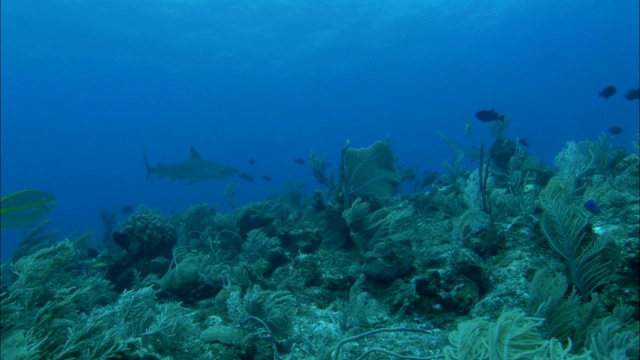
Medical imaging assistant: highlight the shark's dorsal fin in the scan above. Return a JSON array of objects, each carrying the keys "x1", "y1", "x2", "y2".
[{"x1": 190, "y1": 147, "x2": 203, "y2": 160}]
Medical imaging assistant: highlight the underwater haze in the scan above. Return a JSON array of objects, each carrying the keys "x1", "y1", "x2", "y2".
[{"x1": 1, "y1": 0, "x2": 638, "y2": 259}]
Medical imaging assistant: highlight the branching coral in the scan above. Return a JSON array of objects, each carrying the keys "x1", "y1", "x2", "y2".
[
  {"x1": 227, "y1": 284, "x2": 296, "y2": 337},
  {"x1": 1, "y1": 239, "x2": 202, "y2": 360},
  {"x1": 1, "y1": 240, "x2": 77, "y2": 327},
  {"x1": 539, "y1": 176, "x2": 613, "y2": 299},
  {"x1": 117, "y1": 206, "x2": 178, "y2": 261},
  {"x1": 554, "y1": 141, "x2": 596, "y2": 179}
]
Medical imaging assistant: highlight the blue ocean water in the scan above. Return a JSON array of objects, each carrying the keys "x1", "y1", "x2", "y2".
[{"x1": 1, "y1": 0, "x2": 638, "y2": 261}]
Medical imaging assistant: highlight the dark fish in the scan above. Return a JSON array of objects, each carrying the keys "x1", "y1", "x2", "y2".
[
  {"x1": 420, "y1": 171, "x2": 438, "y2": 189},
  {"x1": 112, "y1": 231, "x2": 130, "y2": 249},
  {"x1": 87, "y1": 248, "x2": 99, "y2": 258},
  {"x1": 293, "y1": 158, "x2": 305, "y2": 165},
  {"x1": 608, "y1": 126, "x2": 623, "y2": 135},
  {"x1": 249, "y1": 158, "x2": 255, "y2": 165},
  {"x1": 238, "y1": 172, "x2": 255, "y2": 182},
  {"x1": 599, "y1": 85, "x2": 616, "y2": 99},
  {"x1": 584, "y1": 200, "x2": 602, "y2": 215},
  {"x1": 518, "y1": 138, "x2": 530, "y2": 147},
  {"x1": 475, "y1": 109, "x2": 505, "y2": 122},
  {"x1": 121, "y1": 204, "x2": 134, "y2": 214},
  {"x1": 261, "y1": 175, "x2": 272, "y2": 182},
  {"x1": 400, "y1": 168, "x2": 417, "y2": 182},
  {"x1": 624, "y1": 88, "x2": 639, "y2": 101}
]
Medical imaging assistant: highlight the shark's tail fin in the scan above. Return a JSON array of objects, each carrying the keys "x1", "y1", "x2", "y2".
[
  {"x1": 437, "y1": 131, "x2": 465, "y2": 165},
  {"x1": 144, "y1": 148, "x2": 152, "y2": 182}
]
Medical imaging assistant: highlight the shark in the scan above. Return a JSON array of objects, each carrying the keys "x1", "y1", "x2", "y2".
[
  {"x1": 144, "y1": 147, "x2": 239, "y2": 184},
  {"x1": 437, "y1": 131, "x2": 481, "y2": 165}
]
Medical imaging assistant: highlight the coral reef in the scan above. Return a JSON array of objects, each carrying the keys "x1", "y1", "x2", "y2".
[{"x1": 2, "y1": 135, "x2": 638, "y2": 360}]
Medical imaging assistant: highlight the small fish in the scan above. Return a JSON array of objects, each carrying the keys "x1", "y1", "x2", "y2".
[
  {"x1": 121, "y1": 204, "x2": 134, "y2": 214},
  {"x1": 608, "y1": 126, "x2": 623, "y2": 135},
  {"x1": 599, "y1": 85, "x2": 616, "y2": 99},
  {"x1": 464, "y1": 118, "x2": 473, "y2": 139},
  {"x1": 238, "y1": 172, "x2": 255, "y2": 182},
  {"x1": 293, "y1": 158, "x2": 305, "y2": 165},
  {"x1": 92, "y1": 262, "x2": 109, "y2": 268},
  {"x1": 518, "y1": 138, "x2": 530, "y2": 147},
  {"x1": 261, "y1": 174, "x2": 272, "y2": 182},
  {"x1": 249, "y1": 158, "x2": 255, "y2": 165},
  {"x1": 584, "y1": 200, "x2": 602, "y2": 215},
  {"x1": 624, "y1": 88, "x2": 639, "y2": 101},
  {"x1": 475, "y1": 109, "x2": 505, "y2": 122}
]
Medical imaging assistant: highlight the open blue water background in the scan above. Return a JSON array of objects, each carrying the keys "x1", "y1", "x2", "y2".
[{"x1": 1, "y1": 0, "x2": 638, "y2": 260}]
